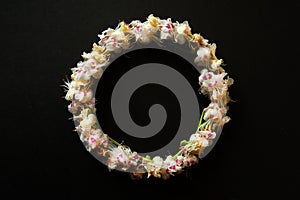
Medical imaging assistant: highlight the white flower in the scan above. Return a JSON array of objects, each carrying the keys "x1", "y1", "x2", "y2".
[
  {"x1": 65, "y1": 88, "x2": 75, "y2": 101},
  {"x1": 81, "y1": 52, "x2": 91, "y2": 59},
  {"x1": 99, "y1": 133, "x2": 108, "y2": 148},
  {"x1": 90, "y1": 65, "x2": 104, "y2": 79},
  {"x1": 90, "y1": 51, "x2": 107, "y2": 64},
  {"x1": 189, "y1": 133, "x2": 209, "y2": 147},
  {"x1": 108, "y1": 146, "x2": 132, "y2": 170},
  {"x1": 197, "y1": 47, "x2": 210, "y2": 59},
  {"x1": 189, "y1": 133, "x2": 201, "y2": 142},
  {"x1": 73, "y1": 65, "x2": 90, "y2": 81},
  {"x1": 76, "y1": 59, "x2": 106, "y2": 80},
  {"x1": 74, "y1": 89, "x2": 93, "y2": 103},
  {"x1": 146, "y1": 156, "x2": 163, "y2": 170},
  {"x1": 174, "y1": 21, "x2": 191, "y2": 44},
  {"x1": 131, "y1": 20, "x2": 158, "y2": 44},
  {"x1": 147, "y1": 14, "x2": 160, "y2": 28},
  {"x1": 68, "y1": 101, "x2": 79, "y2": 114},
  {"x1": 86, "y1": 97, "x2": 95, "y2": 109},
  {"x1": 203, "y1": 103, "x2": 227, "y2": 124},
  {"x1": 211, "y1": 59, "x2": 223, "y2": 71},
  {"x1": 164, "y1": 155, "x2": 181, "y2": 174},
  {"x1": 85, "y1": 129, "x2": 103, "y2": 151},
  {"x1": 145, "y1": 156, "x2": 165, "y2": 178},
  {"x1": 192, "y1": 33, "x2": 209, "y2": 46},
  {"x1": 99, "y1": 27, "x2": 131, "y2": 53},
  {"x1": 194, "y1": 47, "x2": 211, "y2": 66},
  {"x1": 199, "y1": 69, "x2": 228, "y2": 100},
  {"x1": 129, "y1": 152, "x2": 139, "y2": 167},
  {"x1": 80, "y1": 113, "x2": 97, "y2": 130},
  {"x1": 70, "y1": 80, "x2": 87, "y2": 89},
  {"x1": 198, "y1": 130, "x2": 216, "y2": 139},
  {"x1": 160, "y1": 19, "x2": 175, "y2": 40},
  {"x1": 152, "y1": 156, "x2": 164, "y2": 169},
  {"x1": 199, "y1": 69, "x2": 226, "y2": 90},
  {"x1": 175, "y1": 155, "x2": 184, "y2": 166},
  {"x1": 181, "y1": 154, "x2": 198, "y2": 167}
]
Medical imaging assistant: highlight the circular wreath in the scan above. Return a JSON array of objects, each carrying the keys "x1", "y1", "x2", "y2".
[{"x1": 63, "y1": 14, "x2": 234, "y2": 179}]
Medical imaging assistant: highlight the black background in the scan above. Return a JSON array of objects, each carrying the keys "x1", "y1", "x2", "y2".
[{"x1": 1, "y1": 0, "x2": 299, "y2": 199}]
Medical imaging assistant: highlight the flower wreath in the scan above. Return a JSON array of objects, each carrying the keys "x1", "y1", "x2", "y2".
[{"x1": 63, "y1": 14, "x2": 234, "y2": 179}]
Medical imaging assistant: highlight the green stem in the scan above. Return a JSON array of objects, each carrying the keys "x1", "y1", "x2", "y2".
[
  {"x1": 142, "y1": 157, "x2": 152, "y2": 162},
  {"x1": 198, "y1": 121, "x2": 209, "y2": 130},
  {"x1": 173, "y1": 149, "x2": 184, "y2": 159},
  {"x1": 109, "y1": 137, "x2": 122, "y2": 146},
  {"x1": 198, "y1": 110, "x2": 205, "y2": 128},
  {"x1": 173, "y1": 143, "x2": 192, "y2": 159}
]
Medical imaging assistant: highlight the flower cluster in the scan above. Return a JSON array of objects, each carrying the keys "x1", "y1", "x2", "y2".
[
  {"x1": 63, "y1": 14, "x2": 233, "y2": 179},
  {"x1": 199, "y1": 69, "x2": 233, "y2": 102},
  {"x1": 107, "y1": 146, "x2": 139, "y2": 171}
]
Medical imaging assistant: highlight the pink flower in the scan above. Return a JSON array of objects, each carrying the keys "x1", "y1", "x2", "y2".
[
  {"x1": 164, "y1": 155, "x2": 181, "y2": 174},
  {"x1": 85, "y1": 129, "x2": 103, "y2": 151},
  {"x1": 107, "y1": 146, "x2": 136, "y2": 171},
  {"x1": 203, "y1": 103, "x2": 227, "y2": 125},
  {"x1": 181, "y1": 155, "x2": 198, "y2": 167},
  {"x1": 74, "y1": 89, "x2": 93, "y2": 103},
  {"x1": 199, "y1": 69, "x2": 226, "y2": 90},
  {"x1": 76, "y1": 59, "x2": 106, "y2": 80},
  {"x1": 199, "y1": 69, "x2": 228, "y2": 100},
  {"x1": 198, "y1": 130, "x2": 216, "y2": 139},
  {"x1": 160, "y1": 19, "x2": 175, "y2": 40},
  {"x1": 131, "y1": 20, "x2": 158, "y2": 44},
  {"x1": 68, "y1": 101, "x2": 79, "y2": 114},
  {"x1": 98, "y1": 28, "x2": 130, "y2": 53}
]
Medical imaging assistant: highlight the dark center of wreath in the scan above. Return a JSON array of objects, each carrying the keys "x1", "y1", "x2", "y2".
[{"x1": 95, "y1": 48, "x2": 208, "y2": 153}]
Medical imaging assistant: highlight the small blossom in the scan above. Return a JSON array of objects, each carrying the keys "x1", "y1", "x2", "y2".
[
  {"x1": 81, "y1": 52, "x2": 90, "y2": 59},
  {"x1": 92, "y1": 43, "x2": 105, "y2": 53},
  {"x1": 198, "y1": 130, "x2": 216, "y2": 139},
  {"x1": 192, "y1": 33, "x2": 208, "y2": 46},
  {"x1": 181, "y1": 154, "x2": 198, "y2": 167},
  {"x1": 199, "y1": 69, "x2": 226, "y2": 90},
  {"x1": 211, "y1": 59, "x2": 223, "y2": 71},
  {"x1": 98, "y1": 28, "x2": 130, "y2": 53},
  {"x1": 152, "y1": 156, "x2": 164, "y2": 169},
  {"x1": 73, "y1": 65, "x2": 90, "y2": 81},
  {"x1": 132, "y1": 21, "x2": 156, "y2": 44},
  {"x1": 100, "y1": 134, "x2": 109, "y2": 147},
  {"x1": 203, "y1": 103, "x2": 227, "y2": 125},
  {"x1": 199, "y1": 69, "x2": 229, "y2": 100},
  {"x1": 145, "y1": 156, "x2": 164, "y2": 178},
  {"x1": 65, "y1": 88, "x2": 75, "y2": 101},
  {"x1": 147, "y1": 14, "x2": 160, "y2": 27},
  {"x1": 68, "y1": 101, "x2": 79, "y2": 114},
  {"x1": 194, "y1": 47, "x2": 211, "y2": 66},
  {"x1": 107, "y1": 146, "x2": 134, "y2": 171},
  {"x1": 74, "y1": 89, "x2": 93, "y2": 103},
  {"x1": 85, "y1": 129, "x2": 103, "y2": 151},
  {"x1": 107, "y1": 30, "x2": 129, "y2": 52},
  {"x1": 189, "y1": 133, "x2": 209, "y2": 147},
  {"x1": 164, "y1": 155, "x2": 181, "y2": 174},
  {"x1": 90, "y1": 51, "x2": 106, "y2": 64},
  {"x1": 76, "y1": 59, "x2": 106, "y2": 80},
  {"x1": 174, "y1": 21, "x2": 191, "y2": 44},
  {"x1": 70, "y1": 80, "x2": 87, "y2": 89},
  {"x1": 80, "y1": 113, "x2": 97, "y2": 130},
  {"x1": 160, "y1": 19, "x2": 175, "y2": 40}
]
